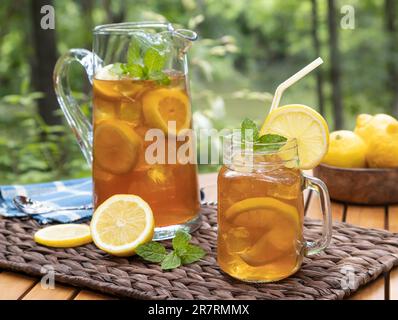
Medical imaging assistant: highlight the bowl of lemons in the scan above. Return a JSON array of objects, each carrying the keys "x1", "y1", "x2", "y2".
[{"x1": 313, "y1": 113, "x2": 398, "y2": 205}]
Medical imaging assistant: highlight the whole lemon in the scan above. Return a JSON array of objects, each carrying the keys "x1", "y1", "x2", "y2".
[
  {"x1": 322, "y1": 130, "x2": 367, "y2": 168},
  {"x1": 366, "y1": 122, "x2": 398, "y2": 168},
  {"x1": 354, "y1": 113, "x2": 397, "y2": 144}
]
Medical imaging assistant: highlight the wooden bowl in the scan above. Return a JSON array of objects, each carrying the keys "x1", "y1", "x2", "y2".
[{"x1": 313, "y1": 164, "x2": 398, "y2": 205}]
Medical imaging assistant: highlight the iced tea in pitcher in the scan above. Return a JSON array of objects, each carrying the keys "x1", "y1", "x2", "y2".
[
  {"x1": 93, "y1": 72, "x2": 200, "y2": 229},
  {"x1": 53, "y1": 23, "x2": 201, "y2": 240}
]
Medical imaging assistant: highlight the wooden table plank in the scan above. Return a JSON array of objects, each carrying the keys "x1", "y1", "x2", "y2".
[
  {"x1": 349, "y1": 276, "x2": 386, "y2": 300},
  {"x1": 0, "y1": 272, "x2": 37, "y2": 300},
  {"x1": 390, "y1": 269, "x2": 398, "y2": 300},
  {"x1": 388, "y1": 205, "x2": 398, "y2": 300},
  {"x1": 345, "y1": 205, "x2": 386, "y2": 300},
  {"x1": 22, "y1": 282, "x2": 78, "y2": 300},
  {"x1": 74, "y1": 290, "x2": 116, "y2": 300},
  {"x1": 305, "y1": 193, "x2": 344, "y2": 222},
  {"x1": 388, "y1": 205, "x2": 398, "y2": 232},
  {"x1": 345, "y1": 205, "x2": 385, "y2": 230}
]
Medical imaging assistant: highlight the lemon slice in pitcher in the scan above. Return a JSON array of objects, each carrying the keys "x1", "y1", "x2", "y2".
[
  {"x1": 260, "y1": 104, "x2": 329, "y2": 169},
  {"x1": 90, "y1": 195, "x2": 154, "y2": 257},
  {"x1": 94, "y1": 120, "x2": 142, "y2": 175},
  {"x1": 34, "y1": 224, "x2": 92, "y2": 248},
  {"x1": 142, "y1": 88, "x2": 191, "y2": 135}
]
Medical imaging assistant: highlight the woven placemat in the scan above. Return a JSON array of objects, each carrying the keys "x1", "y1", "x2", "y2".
[{"x1": 1, "y1": 205, "x2": 398, "y2": 300}]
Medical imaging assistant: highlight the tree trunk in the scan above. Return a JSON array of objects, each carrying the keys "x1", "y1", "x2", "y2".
[
  {"x1": 384, "y1": 0, "x2": 398, "y2": 116},
  {"x1": 79, "y1": 0, "x2": 94, "y2": 48},
  {"x1": 327, "y1": 0, "x2": 343, "y2": 129},
  {"x1": 103, "y1": 0, "x2": 126, "y2": 23},
  {"x1": 311, "y1": 0, "x2": 325, "y2": 116},
  {"x1": 30, "y1": 0, "x2": 60, "y2": 125}
]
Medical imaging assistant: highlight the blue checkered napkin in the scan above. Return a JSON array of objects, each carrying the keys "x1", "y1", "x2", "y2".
[{"x1": 0, "y1": 178, "x2": 93, "y2": 224}]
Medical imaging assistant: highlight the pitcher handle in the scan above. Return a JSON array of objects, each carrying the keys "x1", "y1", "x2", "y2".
[
  {"x1": 302, "y1": 174, "x2": 333, "y2": 256},
  {"x1": 53, "y1": 49, "x2": 95, "y2": 166}
]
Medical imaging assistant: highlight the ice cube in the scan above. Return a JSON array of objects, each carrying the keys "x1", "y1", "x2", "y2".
[
  {"x1": 95, "y1": 64, "x2": 120, "y2": 81},
  {"x1": 120, "y1": 101, "x2": 142, "y2": 126}
]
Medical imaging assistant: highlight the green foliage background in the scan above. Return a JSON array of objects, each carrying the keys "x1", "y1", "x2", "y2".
[{"x1": 0, "y1": 0, "x2": 396, "y2": 183}]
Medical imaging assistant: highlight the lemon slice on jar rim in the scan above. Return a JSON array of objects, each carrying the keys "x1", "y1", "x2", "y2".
[{"x1": 260, "y1": 104, "x2": 329, "y2": 170}]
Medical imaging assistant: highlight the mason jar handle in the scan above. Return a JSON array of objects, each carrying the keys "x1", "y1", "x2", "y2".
[
  {"x1": 302, "y1": 174, "x2": 333, "y2": 256},
  {"x1": 53, "y1": 49, "x2": 95, "y2": 166}
]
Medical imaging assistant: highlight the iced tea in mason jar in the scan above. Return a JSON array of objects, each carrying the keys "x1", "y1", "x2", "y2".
[{"x1": 218, "y1": 134, "x2": 331, "y2": 282}]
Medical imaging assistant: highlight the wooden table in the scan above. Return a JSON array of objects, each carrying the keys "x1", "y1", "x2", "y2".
[{"x1": 0, "y1": 173, "x2": 397, "y2": 300}]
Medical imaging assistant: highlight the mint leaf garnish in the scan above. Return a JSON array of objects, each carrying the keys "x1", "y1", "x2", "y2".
[
  {"x1": 136, "y1": 230, "x2": 206, "y2": 271},
  {"x1": 127, "y1": 41, "x2": 141, "y2": 65},
  {"x1": 149, "y1": 71, "x2": 172, "y2": 85},
  {"x1": 136, "y1": 242, "x2": 167, "y2": 263},
  {"x1": 123, "y1": 63, "x2": 144, "y2": 79},
  {"x1": 255, "y1": 134, "x2": 287, "y2": 151},
  {"x1": 144, "y1": 48, "x2": 166, "y2": 73},
  {"x1": 172, "y1": 230, "x2": 191, "y2": 254},
  {"x1": 112, "y1": 35, "x2": 171, "y2": 84},
  {"x1": 240, "y1": 118, "x2": 287, "y2": 152},
  {"x1": 161, "y1": 252, "x2": 182, "y2": 270},
  {"x1": 257, "y1": 134, "x2": 287, "y2": 144},
  {"x1": 180, "y1": 244, "x2": 206, "y2": 265},
  {"x1": 241, "y1": 118, "x2": 259, "y2": 142}
]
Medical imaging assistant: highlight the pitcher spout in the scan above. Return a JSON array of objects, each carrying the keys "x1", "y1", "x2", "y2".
[{"x1": 169, "y1": 26, "x2": 198, "y2": 56}]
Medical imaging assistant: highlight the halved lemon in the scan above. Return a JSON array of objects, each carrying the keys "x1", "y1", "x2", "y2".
[
  {"x1": 94, "y1": 120, "x2": 142, "y2": 175},
  {"x1": 34, "y1": 224, "x2": 92, "y2": 248},
  {"x1": 142, "y1": 88, "x2": 191, "y2": 135},
  {"x1": 260, "y1": 104, "x2": 329, "y2": 169},
  {"x1": 90, "y1": 194, "x2": 155, "y2": 257}
]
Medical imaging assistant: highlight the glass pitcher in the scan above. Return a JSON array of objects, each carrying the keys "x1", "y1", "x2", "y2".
[
  {"x1": 217, "y1": 134, "x2": 332, "y2": 282},
  {"x1": 54, "y1": 22, "x2": 201, "y2": 240}
]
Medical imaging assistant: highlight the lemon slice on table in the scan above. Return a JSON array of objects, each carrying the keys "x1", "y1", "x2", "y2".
[
  {"x1": 94, "y1": 120, "x2": 142, "y2": 175},
  {"x1": 142, "y1": 88, "x2": 191, "y2": 135},
  {"x1": 260, "y1": 104, "x2": 329, "y2": 170},
  {"x1": 34, "y1": 224, "x2": 92, "y2": 248},
  {"x1": 90, "y1": 195, "x2": 154, "y2": 257}
]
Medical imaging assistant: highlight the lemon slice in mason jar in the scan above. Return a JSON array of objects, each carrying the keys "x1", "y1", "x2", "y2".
[
  {"x1": 90, "y1": 194, "x2": 155, "y2": 257},
  {"x1": 142, "y1": 88, "x2": 191, "y2": 135},
  {"x1": 94, "y1": 119, "x2": 142, "y2": 175},
  {"x1": 224, "y1": 197, "x2": 300, "y2": 266},
  {"x1": 260, "y1": 104, "x2": 329, "y2": 170},
  {"x1": 224, "y1": 197, "x2": 299, "y2": 228}
]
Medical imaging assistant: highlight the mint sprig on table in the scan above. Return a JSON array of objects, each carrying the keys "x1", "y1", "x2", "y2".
[
  {"x1": 241, "y1": 118, "x2": 287, "y2": 152},
  {"x1": 110, "y1": 39, "x2": 171, "y2": 85},
  {"x1": 136, "y1": 230, "x2": 206, "y2": 270}
]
